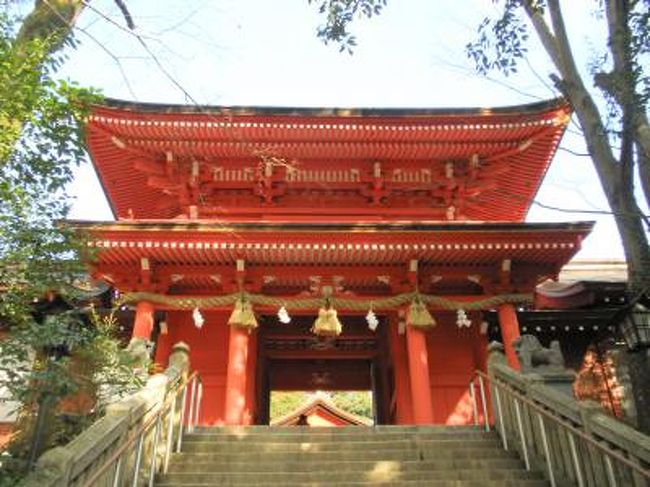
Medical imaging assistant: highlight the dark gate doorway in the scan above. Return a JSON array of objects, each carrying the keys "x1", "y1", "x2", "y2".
[{"x1": 255, "y1": 314, "x2": 391, "y2": 425}]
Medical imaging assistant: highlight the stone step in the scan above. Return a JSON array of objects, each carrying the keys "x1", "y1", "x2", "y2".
[
  {"x1": 157, "y1": 425, "x2": 545, "y2": 486},
  {"x1": 180, "y1": 437, "x2": 502, "y2": 453},
  {"x1": 172, "y1": 447, "x2": 517, "y2": 463},
  {"x1": 167, "y1": 457, "x2": 525, "y2": 473},
  {"x1": 168, "y1": 447, "x2": 518, "y2": 464},
  {"x1": 156, "y1": 481, "x2": 548, "y2": 487},
  {"x1": 157, "y1": 469, "x2": 544, "y2": 484},
  {"x1": 184, "y1": 430, "x2": 495, "y2": 443},
  {"x1": 190, "y1": 425, "x2": 483, "y2": 435}
]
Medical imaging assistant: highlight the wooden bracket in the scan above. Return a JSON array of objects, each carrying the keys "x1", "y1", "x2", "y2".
[
  {"x1": 140, "y1": 257, "x2": 151, "y2": 287},
  {"x1": 236, "y1": 259, "x2": 246, "y2": 291},
  {"x1": 499, "y1": 258, "x2": 512, "y2": 291}
]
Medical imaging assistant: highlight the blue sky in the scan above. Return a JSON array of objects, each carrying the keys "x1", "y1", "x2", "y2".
[{"x1": 58, "y1": 0, "x2": 642, "y2": 260}]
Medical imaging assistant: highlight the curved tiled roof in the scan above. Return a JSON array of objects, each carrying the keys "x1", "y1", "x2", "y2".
[{"x1": 86, "y1": 98, "x2": 571, "y2": 222}]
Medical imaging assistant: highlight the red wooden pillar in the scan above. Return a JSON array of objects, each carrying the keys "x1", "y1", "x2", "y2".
[
  {"x1": 406, "y1": 325, "x2": 434, "y2": 424},
  {"x1": 132, "y1": 301, "x2": 155, "y2": 339},
  {"x1": 472, "y1": 316, "x2": 489, "y2": 372},
  {"x1": 243, "y1": 331, "x2": 258, "y2": 425},
  {"x1": 389, "y1": 314, "x2": 412, "y2": 425},
  {"x1": 498, "y1": 304, "x2": 521, "y2": 370},
  {"x1": 154, "y1": 328, "x2": 172, "y2": 368},
  {"x1": 224, "y1": 326, "x2": 250, "y2": 425}
]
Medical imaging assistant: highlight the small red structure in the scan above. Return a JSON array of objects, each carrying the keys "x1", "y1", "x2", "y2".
[
  {"x1": 271, "y1": 394, "x2": 371, "y2": 427},
  {"x1": 73, "y1": 98, "x2": 592, "y2": 426}
]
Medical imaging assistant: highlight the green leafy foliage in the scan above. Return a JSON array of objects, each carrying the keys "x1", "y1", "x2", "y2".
[
  {"x1": 0, "y1": 313, "x2": 92, "y2": 406},
  {"x1": 269, "y1": 391, "x2": 373, "y2": 420},
  {"x1": 0, "y1": 11, "x2": 146, "y2": 476},
  {"x1": 466, "y1": 1, "x2": 649, "y2": 130},
  {"x1": 81, "y1": 307, "x2": 149, "y2": 406},
  {"x1": 465, "y1": 0, "x2": 532, "y2": 76},
  {"x1": 0, "y1": 13, "x2": 99, "y2": 328},
  {"x1": 0, "y1": 308, "x2": 147, "y2": 479},
  {"x1": 330, "y1": 391, "x2": 372, "y2": 419},
  {"x1": 308, "y1": 0, "x2": 388, "y2": 53},
  {"x1": 269, "y1": 391, "x2": 309, "y2": 419}
]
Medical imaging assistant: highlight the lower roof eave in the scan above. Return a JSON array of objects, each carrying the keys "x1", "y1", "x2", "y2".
[{"x1": 66, "y1": 218, "x2": 595, "y2": 235}]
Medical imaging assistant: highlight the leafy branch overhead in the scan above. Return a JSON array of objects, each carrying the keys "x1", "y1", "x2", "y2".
[
  {"x1": 0, "y1": 1, "x2": 139, "y2": 472},
  {"x1": 309, "y1": 0, "x2": 387, "y2": 53},
  {"x1": 465, "y1": 0, "x2": 649, "y2": 292},
  {"x1": 466, "y1": 8, "x2": 530, "y2": 76},
  {"x1": 0, "y1": 13, "x2": 100, "y2": 326}
]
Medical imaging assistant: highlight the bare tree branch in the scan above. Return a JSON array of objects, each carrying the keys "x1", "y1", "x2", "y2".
[{"x1": 113, "y1": 0, "x2": 135, "y2": 30}]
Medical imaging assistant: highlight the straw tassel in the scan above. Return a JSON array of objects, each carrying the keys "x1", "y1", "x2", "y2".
[
  {"x1": 407, "y1": 298, "x2": 436, "y2": 328},
  {"x1": 312, "y1": 305, "x2": 343, "y2": 337},
  {"x1": 227, "y1": 298, "x2": 244, "y2": 325},
  {"x1": 228, "y1": 297, "x2": 258, "y2": 331}
]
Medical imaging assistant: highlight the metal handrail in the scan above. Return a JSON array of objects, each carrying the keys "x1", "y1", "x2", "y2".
[
  {"x1": 81, "y1": 371, "x2": 202, "y2": 487},
  {"x1": 467, "y1": 372, "x2": 490, "y2": 432},
  {"x1": 469, "y1": 369, "x2": 650, "y2": 486}
]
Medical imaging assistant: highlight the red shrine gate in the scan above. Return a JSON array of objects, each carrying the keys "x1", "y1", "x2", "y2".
[{"x1": 74, "y1": 98, "x2": 593, "y2": 426}]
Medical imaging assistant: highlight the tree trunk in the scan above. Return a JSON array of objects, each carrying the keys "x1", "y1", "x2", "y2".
[
  {"x1": 604, "y1": 170, "x2": 650, "y2": 291},
  {"x1": 616, "y1": 348, "x2": 650, "y2": 434},
  {"x1": 16, "y1": 0, "x2": 86, "y2": 55},
  {"x1": 525, "y1": 1, "x2": 649, "y2": 291},
  {"x1": 636, "y1": 132, "x2": 650, "y2": 210},
  {"x1": 563, "y1": 85, "x2": 650, "y2": 291},
  {"x1": 0, "y1": 1, "x2": 87, "y2": 167}
]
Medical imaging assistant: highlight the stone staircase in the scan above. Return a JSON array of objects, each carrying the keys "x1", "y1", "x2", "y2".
[{"x1": 156, "y1": 425, "x2": 548, "y2": 486}]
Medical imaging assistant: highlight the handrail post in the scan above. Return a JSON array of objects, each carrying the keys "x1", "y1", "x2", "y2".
[
  {"x1": 148, "y1": 415, "x2": 163, "y2": 487},
  {"x1": 162, "y1": 394, "x2": 176, "y2": 474},
  {"x1": 111, "y1": 455, "x2": 123, "y2": 487},
  {"x1": 494, "y1": 385, "x2": 507, "y2": 449},
  {"x1": 567, "y1": 431, "x2": 585, "y2": 487},
  {"x1": 604, "y1": 455, "x2": 617, "y2": 487},
  {"x1": 176, "y1": 383, "x2": 188, "y2": 453},
  {"x1": 537, "y1": 412, "x2": 556, "y2": 487},
  {"x1": 514, "y1": 398, "x2": 530, "y2": 471},
  {"x1": 469, "y1": 379, "x2": 479, "y2": 426},
  {"x1": 477, "y1": 374, "x2": 490, "y2": 432},
  {"x1": 193, "y1": 380, "x2": 203, "y2": 429},
  {"x1": 187, "y1": 376, "x2": 198, "y2": 433},
  {"x1": 131, "y1": 431, "x2": 145, "y2": 487}
]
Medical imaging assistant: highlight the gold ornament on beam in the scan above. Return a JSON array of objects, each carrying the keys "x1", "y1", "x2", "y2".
[
  {"x1": 407, "y1": 297, "x2": 436, "y2": 329},
  {"x1": 312, "y1": 300, "x2": 343, "y2": 337},
  {"x1": 228, "y1": 296, "x2": 258, "y2": 331}
]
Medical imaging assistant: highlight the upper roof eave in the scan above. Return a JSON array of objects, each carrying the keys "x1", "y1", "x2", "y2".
[{"x1": 97, "y1": 97, "x2": 569, "y2": 119}]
